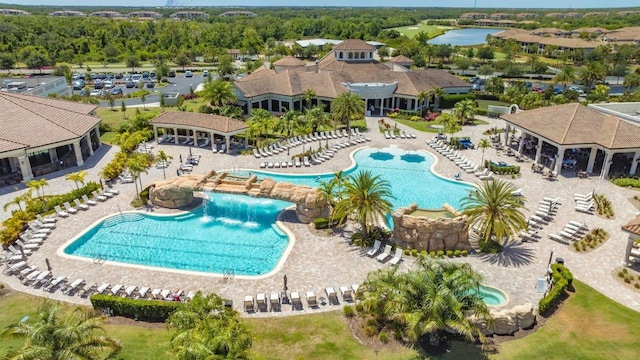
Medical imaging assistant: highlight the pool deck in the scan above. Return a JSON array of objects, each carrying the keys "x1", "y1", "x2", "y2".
[{"x1": 2, "y1": 114, "x2": 640, "y2": 316}]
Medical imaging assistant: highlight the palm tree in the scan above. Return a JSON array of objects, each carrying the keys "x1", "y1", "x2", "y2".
[
  {"x1": 437, "y1": 113, "x2": 461, "y2": 141},
  {"x1": 623, "y1": 72, "x2": 640, "y2": 92},
  {"x1": 579, "y1": 62, "x2": 607, "y2": 92},
  {"x1": 452, "y1": 99, "x2": 476, "y2": 125},
  {"x1": 553, "y1": 66, "x2": 576, "y2": 91},
  {"x1": 155, "y1": 150, "x2": 173, "y2": 180},
  {"x1": 416, "y1": 90, "x2": 430, "y2": 116},
  {"x1": 333, "y1": 170, "x2": 394, "y2": 235},
  {"x1": 1, "y1": 300, "x2": 121, "y2": 359},
  {"x1": 275, "y1": 110, "x2": 302, "y2": 138},
  {"x1": 331, "y1": 92, "x2": 365, "y2": 135},
  {"x1": 26, "y1": 178, "x2": 48, "y2": 206},
  {"x1": 246, "y1": 108, "x2": 275, "y2": 144},
  {"x1": 126, "y1": 154, "x2": 149, "y2": 200},
  {"x1": 427, "y1": 86, "x2": 446, "y2": 109},
  {"x1": 3, "y1": 189, "x2": 33, "y2": 213},
  {"x1": 65, "y1": 170, "x2": 88, "y2": 190},
  {"x1": 167, "y1": 292, "x2": 252, "y2": 359},
  {"x1": 302, "y1": 105, "x2": 331, "y2": 134},
  {"x1": 477, "y1": 138, "x2": 491, "y2": 168},
  {"x1": 302, "y1": 88, "x2": 316, "y2": 109},
  {"x1": 199, "y1": 79, "x2": 237, "y2": 107},
  {"x1": 461, "y1": 179, "x2": 528, "y2": 251}
]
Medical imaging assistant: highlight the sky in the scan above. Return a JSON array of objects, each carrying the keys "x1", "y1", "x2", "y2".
[{"x1": 0, "y1": 0, "x2": 638, "y2": 8}]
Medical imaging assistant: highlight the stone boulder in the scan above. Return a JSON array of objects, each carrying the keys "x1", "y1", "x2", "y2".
[{"x1": 149, "y1": 174, "x2": 202, "y2": 208}]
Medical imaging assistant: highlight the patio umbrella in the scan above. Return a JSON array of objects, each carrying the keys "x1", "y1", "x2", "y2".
[
  {"x1": 179, "y1": 154, "x2": 182, "y2": 164},
  {"x1": 283, "y1": 274, "x2": 288, "y2": 291},
  {"x1": 99, "y1": 178, "x2": 103, "y2": 190},
  {"x1": 189, "y1": 146, "x2": 192, "y2": 157}
]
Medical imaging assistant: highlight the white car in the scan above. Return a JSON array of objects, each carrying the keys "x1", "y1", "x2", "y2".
[
  {"x1": 89, "y1": 89, "x2": 102, "y2": 96},
  {"x1": 103, "y1": 80, "x2": 114, "y2": 89},
  {"x1": 185, "y1": 70, "x2": 193, "y2": 77},
  {"x1": 568, "y1": 86, "x2": 585, "y2": 95},
  {"x1": 202, "y1": 70, "x2": 209, "y2": 77}
]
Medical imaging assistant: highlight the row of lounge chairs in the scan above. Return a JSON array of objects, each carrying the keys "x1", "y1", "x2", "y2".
[
  {"x1": 549, "y1": 221, "x2": 589, "y2": 244},
  {"x1": 245, "y1": 285, "x2": 360, "y2": 312},
  {"x1": 54, "y1": 190, "x2": 118, "y2": 218},
  {"x1": 365, "y1": 241, "x2": 403, "y2": 265},
  {"x1": 526, "y1": 197, "x2": 561, "y2": 235},
  {"x1": 159, "y1": 135, "x2": 211, "y2": 149},
  {"x1": 427, "y1": 137, "x2": 492, "y2": 181},
  {"x1": 254, "y1": 129, "x2": 369, "y2": 159},
  {"x1": 384, "y1": 130, "x2": 417, "y2": 139},
  {"x1": 574, "y1": 190, "x2": 595, "y2": 214}
]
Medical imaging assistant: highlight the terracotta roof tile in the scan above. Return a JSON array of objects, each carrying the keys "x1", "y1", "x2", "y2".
[
  {"x1": 332, "y1": 39, "x2": 376, "y2": 51},
  {"x1": 273, "y1": 56, "x2": 306, "y2": 67},
  {"x1": 390, "y1": 55, "x2": 414, "y2": 64},
  {"x1": 150, "y1": 112, "x2": 248, "y2": 134}
]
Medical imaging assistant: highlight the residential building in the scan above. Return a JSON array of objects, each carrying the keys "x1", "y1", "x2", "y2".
[
  {"x1": 0, "y1": 9, "x2": 30, "y2": 16},
  {"x1": 90, "y1": 11, "x2": 123, "y2": 18},
  {"x1": 219, "y1": 11, "x2": 257, "y2": 17},
  {"x1": 170, "y1": 11, "x2": 209, "y2": 20},
  {"x1": 49, "y1": 10, "x2": 86, "y2": 17},
  {"x1": 127, "y1": 11, "x2": 162, "y2": 19}
]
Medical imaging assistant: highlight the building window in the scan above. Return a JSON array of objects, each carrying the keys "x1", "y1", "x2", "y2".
[
  {"x1": 361, "y1": 52, "x2": 365, "y2": 59},
  {"x1": 348, "y1": 52, "x2": 353, "y2": 59}
]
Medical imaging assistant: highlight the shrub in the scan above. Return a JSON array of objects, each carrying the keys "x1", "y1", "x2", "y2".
[
  {"x1": 139, "y1": 185, "x2": 151, "y2": 203},
  {"x1": 625, "y1": 278, "x2": 631, "y2": 283},
  {"x1": 410, "y1": 249, "x2": 418, "y2": 257},
  {"x1": 420, "y1": 250, "x2": 427, "y2": 257},
  {"x1": 461, "y1": 250, "x2": 468, "y2": 256},
  {"x1": 538, "y1": 264, "x2": 574, "y2": 314},
  {"x1": 446, "y1": 250, "x2": 454, "y2": 257},
  {"x1": 635, "y1": 283, "x2": 640, "y2": 289},
  {"x1": 313, "y1": 217, "x2": 330, "y2": 230},
  {"x1": 364, "y1": 325, "x2": 378, "y2": 337},
  {"x1": 440, "y1": 94, "x2": 476, "y2": 108},
  {"x1": 379, "y1": 332, "x2": 389, "y2": 344},
  {"x1": 343, "y1": 305, "x2": 355, "y2": 318},
  {"x1": 454, "y1": 250, "x2": 461, "y2": 257},
  {"x1": 404, "y1": 249, "x2": 411, "y2": 255},
  {"x1": 355, "y1": 303, "x2": 364, "y2": 313},
  {"x1": 429, "y1": 251, "x2": 436, "y2": 257},
  {"x1": 611, "y1": 177, "x2": 640, "y2": 188},
  {"x1": 90, "y1": 294, "x2": 181, "y2": 321},
  {"x1": 436, "y1": 250, "x2": 444, "y2": 257}
]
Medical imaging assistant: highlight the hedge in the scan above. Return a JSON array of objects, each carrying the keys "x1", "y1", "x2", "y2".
[
  {"x1": 25, "y1": 182, "x2": 100, "y2": 214},
  {"x1": 90, "y1": 294, "x2": 181, "y2": 322},
  {"x1": 611, "y1": 177, "x2": 640, "y2": 189},
  {"x1": 538, "y1": 264, "x2": 573, "y2": 314},
  {"x1": 440, "y1": 94, "x2": 476, "y2": 109},
  {"x1": 485, "y1": 160, "x2": 521, "y2": 175}
]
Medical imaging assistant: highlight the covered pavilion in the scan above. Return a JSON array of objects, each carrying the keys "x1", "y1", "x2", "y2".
[
  {"x1": 149, "y1": 112, "x2": 248, "y2": 154},
  {"x1": 502, "y1": 103, "x2": 640, "y2": 178}
]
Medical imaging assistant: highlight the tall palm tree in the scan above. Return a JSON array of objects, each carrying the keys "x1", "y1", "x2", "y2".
[
  {"x1": 477, "y1": 138, "x2": 491, "y2": 168},
  {"x1": 246, "y1": 108, "x2": 275, "y2": 144},
  {"x1": 331, "y1": 92, "x2": 365, "y2": 135},
  {"x1": 199, "y1": 79, "x2": 237, "y2": 107},
  {"x1": 553, "y1": 66, "x2": 576, "y2": 91},
  {"x1": 437, "y1": 113, "x2": 461, "y2": 141},
  {"x1": 427, "y1": 86, "x2": 446, "y2": 109},
  {"x1": 302, "y1": 88, "x2": 316, "y2": 109},
  {"x1": 1, "y1": 300, "x2": 121, "y2": 359},
  {"x1": 333, "y1": 170, "x2": 394, "y2": 235},
  {"x1": 416, "y1": 90, "x2": 430, "y2": 116},
  {"x1": 26, "y1": 178, "x2": 48, "y2": 206},
  {"x1": 461, "y1": 179, "x2": 528, "y2": 250},
  {"x1": 623, "y1": 72, "x2": 640, "y2": 92},
  {"x1": 167, "y1": 292, "x2": 252, "y2": 359},
  {"x1": 155, "y1": 150, "x2": 173, "y2": 180},
  {"x1": 65, "y1": 170, "x2": 88, "y2": 190},
  {"x1": 452, "y1": 99, "x2": 476, "y2": 125},
  {"x1": 275, "y1": 110, "x2": 302, "y2": 138},
  {"x1": 579, "y1": 62, "x2": 607, "y2": 92},
  {"x1": 126, "y1": 154, "x2": 149, "y2": 200},
  {"x1": 3, "y1": 189, "x2": 33, "y2": 213},
  {"x1": 302, "y1": 105, "x2": 331, "y2": 133}
]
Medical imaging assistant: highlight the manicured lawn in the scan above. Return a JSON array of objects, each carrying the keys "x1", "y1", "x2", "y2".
[
  {"x1": 494, "y1": 280, "x2": 640, "y2": 360},
  {"x1": 390, "y1": 22, "x2": 456, "y2": 39},
  {"x1": 390, "y1": 117, "x2": 443, "y2": 133}
]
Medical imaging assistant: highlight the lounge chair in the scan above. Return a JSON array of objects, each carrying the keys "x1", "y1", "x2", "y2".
[
  {"x1": 290, "y1": 291, "x2": 301, "y2": 309},
  {"x1": 16, "y1": 239, "x2": 39, "y2": 251},
  {"x1": 124, "y1": 286, "x2": 137, "y2": 298},
  {"x1": 269, "y1": 293, "x2": 280, "y2": 312},
  {"x1": 96, "y1": 283, "x2": 111, "y2": 294},
  {"x1": 294, "y1": 157, "x2": 302, "y2": 167},
  {"x1": 253, "y1": 149, "x2": 261, "y2": 158},
  {"x1": 23, "y1": 270, "x2": 42, "y2": 285},
  {"x1": 339, "y1": 286, "x2": 354, "y2": 302},
  {"x1": 161, "y1": 289, "x2": 171, "y2": 299},
  {"x1": 244, "y1": 295, "x2": 255, "y2": 312},
  {"x1": 5, "y1": 261, "x2": 27, "y2": 275},
  {"x1": 303, "y1": 156, "x2": 311, "y2": 167},
  {"x1": 54, "y1": 205, "x2": 69, "y2": 218},
  {"x1": 137, "y1": 287, "x2": 150, "y2": 299},
  {"x1": 74, "y1": 199, "x2": 89, "y2": 211},
  {"x1": 16, "y1": 266, "x2": 38, "y2": 280},
  {"x1": 64, "y1": 279, "x2": 85, "y2": 294},
  {"x1": 575, "y1": 205, "x2": 594, "y2": 214},
  {"x1": 151, "y1": 288, "x2": 162, "y2": 300},
  {"x1": 107, "y1": 188, "x2": 120, "y2": 196},
  {"x1": 549, "y1": 233, "x2": 568, "y2": 244},
  {"x1": 44, "y1": 276, "x2": 66, "y2": 292},
  {"x1": 92, "y1": 191, "x2": 107, "y2": 202},
  {"x1": 306, "y1": 291, "x2": 318, "y2": 307},
  {"x1": 389, "y1": 248, "x2": 404, "y2": 266},
  {"x1": 111, "y1": 284, "x2": 124, "y2": 295},
  {"x1": 8, "y1": 244, "x2": 31, "y2": 256},
  {"x1": 256, "y1": 293, "x2": 267, "y2": 311},
  {"x1": 185, "y1": 290, "x2": 196, "y2": 301},
  {"x1": 63, "y1": 202, "x2": 78, "y2": 215},
  {"x1": 37, "y1": 214, "x2": 57, "y2": 224},
  {"x1": 325, "y1": 287, "x2": 338, "y2": 304},
  {"x1": 33, "y1": 271, "x2": 52, "y2": 287},
  {"x1": 259, "y1": 161, "x2": 267, "y2": 168},
  {"x1": 366, "y1": 240, "x2": 381, "y2": 257},
  {"x1": 81, "y1": 194, "x2": 97, "y2": 206},
  {"x1": 376, "y1": 245, "x2": 393, "y2": 262}
]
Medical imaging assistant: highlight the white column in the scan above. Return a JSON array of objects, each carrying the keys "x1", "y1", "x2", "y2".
[
  {"x1": 85, "y1": 133, "x2": 93, "y2": 155},
  {"x1": 586, "y1": 147, "x2": 598, "y2": 173},
  {"x1": 18, "y1": 155, "x2": 33, "y2": 181},
  {"x1": 555, "y1": 146, "x2": 565, "y2": 174},
  {"x1": 518, "y1": 131, "x2": 525, "y2": 153},
  {"x1": 601, "y1": 151, "x2": 613, "y2": 178},
  {"x1": 630, "y1": 151, "x2": 640, "y2": 175},
  {"x1": 504, "y1": 124, "x2": 510, "y2": 146},
  {"x1": 535, "y1": 138, "x2": 543, "y2": 164},
  {"x1": 94, "y1": 126, "x2": 102, "y2": 148},
  {"x1": 153, "y1": 126, "x2": 158, "y2": 143},
  {"x1": 379, "y1": 99, "x2": 383, "y2": 116},
  {"x1": 48, "y1": 148, "x2": 58, "y2": 163},
  {"x1": 225, "y1": 135, "x2": 230, "y2": 154},
  {"x1": 73, "y1": 141, "x2": 84, "y2": 166},
  {"x1": 210, "y1": 132, "x2": 216, "y2": 152},
  {"x1": 193, "y1": 131, "x2": 198, "y2": 147},
  {"x1": 289, "y1": 100, "x2": 293, "y2": 112},
  {"x1": 174, "y1": 128, "x2": 179, "y2": 144}
]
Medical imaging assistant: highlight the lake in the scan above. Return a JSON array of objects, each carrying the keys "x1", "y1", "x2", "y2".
[{"x1": 427, "y1": 28, "x2": 501, "y2": 46}]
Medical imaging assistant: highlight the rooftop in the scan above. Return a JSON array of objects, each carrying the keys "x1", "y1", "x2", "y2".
[{"x1": 150, "y1": 112, "x2": 248, "y2": 135}]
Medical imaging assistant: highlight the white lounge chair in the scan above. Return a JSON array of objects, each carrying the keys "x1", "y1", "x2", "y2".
[
  {"x1": 124, "y1": 286, "x2": 137, "y2": 297},
  {"x1": 294, "y1": 157, "x2": 301, "y2": 167},
  {"x1": 92, "y1": 191, "x2": 107, "y2": 202},
  {"x1": 54, "y1": 205, "x2": 69, "y2": 218},
  {"x1": 325, "y1": 287, "x2": 338, "y2": 304},
  {"x1": 306, "y1": 291, "x2": 318, "y2": 307},
  {"x1": 96, "y1": 283, "x2": 111, "y2": 294},
  {"x1": 270, "y1": 292, "x2": 280, "y2": 312},
  {"x1": 44, "y1": 276, "x2": 66, "y2": 291},
  {"x1": 244, "y1": 295, "x2": 255, "y2": 312},
  {"x1": 37, "y1": 214, "x2": 57, "y2": 224},
  {"x1": 74, "y1": 199, "x2": 89, "y2": 211},
  {"x1": 303, "y1": 156, "x2": 311, "y2": 167},
  {"x1": 64, "y1": 279, "x2": 85, "y2": 294},
  {"x1": 63, "y1": 202, "x2": 78, "y2": 215},
  {"x1": 256, "y1": 293, "x2": 267, "y2": 311},
  {"x1": 389, "y1": 248, "x2": 404, "y2": 266},
  {"x1": 291, "y1": 291, "x2": 301, "y2": 308},
  {"x1": 137, "y1": 287, "x2": 150, "y2": 299},
  {"x1": 82, "y1": 194, "x2": 97, "y2": 206},
  {"x1": 575, "y1": 205, "x2": 594, "y2": 214},
  {"x1": 339, "y1": 286, "x2": 354, "y2": 302},
  {"x1": 376, "y1": 245, "x2": 393, "y2": 262},
  {"x1": 366, "y1": 240, "x2": 381, "y2": 257}
]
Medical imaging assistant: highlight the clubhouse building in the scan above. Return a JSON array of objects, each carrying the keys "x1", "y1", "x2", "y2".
[{"x1": 234, "y1": 39, "x2": 471, "y2": 116}]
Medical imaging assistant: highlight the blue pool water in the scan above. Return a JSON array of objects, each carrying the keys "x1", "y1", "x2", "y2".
[
  {"x1": 236, "y1": 147, "x2": 473, "y2": 210},
  {"x1": 63, "y1": 193, "x2": 292, "y2": 276},
  {"x1": 478, "y1": 285, "x2": 508, "y2": 306}
]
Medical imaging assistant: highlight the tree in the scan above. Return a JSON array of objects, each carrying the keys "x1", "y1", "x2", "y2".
[
  {"x1": 174, "y1": 53, "x2": 191, "y2": 72},
  {"x1": 3, "y1": 190, "x2": 32, "y2": 213},
  {"x1": 1, "y1": 300, "x2": 121, "y2": 359},
  {"x1": 65, "y1": 170, "x2": 88, "y2": 190},
  {"x1": 333, "y1": 170, "x2": 394, "y2": 235},
  {"x1": 302, "y1": 105, "x2": 331, "y2": 133},
  {"x1": 427, "y1": 86, "x2": 446, "y2": 109},
  {"x1": 302, "y1": 88, "x2": 316, "y2": 109},
  {"x1": 275, "y1": 110, "x2": 302, "y2": 138},
  {"x1": 121, "y1": 100, "x2": 127, "y2": 119},
  {"x1": 167, "y1": 292, "x2": 252, "y2": 359},
  {"x1": 331, "y1": 92, "x2": 365, "y2": 134},
  {"x1": 485, "y1": 77, "x2": 505, "y2": 96},
  {"x1": 623, "y1": 72, "x2": 640, "y2": 91},
  {"x1": 437, "y1": 113, "x2": 461, "y2": 140},
  {"x1": 477, "y1": 46, "x2": 494, "y2": 63},
  {"x1": 461, "y1": 179, "x2": 528, "y2": 251},
  {"x1": 25, "y1": 52, "x2": 48, "y2": 73},
  {"x1": 579, "y1": 62, "x2": 607, "y2": 92},
  {"x1": 155, "y1": 150, "x2": 173, "y2": 180},
  {"x1": 140, "y1": 93, "x2": 146, "y2": 110},
  {"x1": 452, "y1": 99, "x2": 476, "y2": 125},
  {"x1": 456, "y1": 58, "x2": 472, "y2": 76},
  {"x1": 126, "y1": 154, "x2": 149, "y2": 200},
  {"x1": 125, "y1": 55, "x2": 140, "y2": 73},
  {"x1": 102, "y1": 44, "x2": 119, "y2": 64},
  {"x1": 26, "y1": 178, "x2": 48, "y2": 206},
  {"x1": 477, "y1": 64, "x2": 494, "y2": 77},
  {"x1": 217, "y1": 54, "x2": 236, "y2": 78},
  {"x1": 199, "y1": 79, "x2": 237, "y2": 108},
  {"x1": 0, "y1": 53, "x2": 16, "y2": 71},
  {"x1": 553, "y1": 66, "x2": 576, "y2": 91},
  {"x1": 108, "y1": 95, "x2": 115, "y2": 111},
  {"x1": 246, "y1": 108, "x2": 274, "y2": 143},
  {"x1": 358, "y1": 258, "x2": 492, "y2": 347},
  {"x1": 477, "y1": 138, "x2": 491, "y2": 168}
]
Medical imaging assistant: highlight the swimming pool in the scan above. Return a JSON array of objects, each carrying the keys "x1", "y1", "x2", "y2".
[
  {"x1": 235, "y1": 147, "x2": 473, "y2": 210},
  {"x1": 478, "y1": 285, "x2": 508, "y2": 306},
  {"x1": 61, "y1": 193, "x2": 293, "y2": 276}
]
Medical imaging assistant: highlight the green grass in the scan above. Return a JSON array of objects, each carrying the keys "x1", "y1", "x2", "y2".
[
  {"x1": 104, "y1": 323, "x2": 171, "y2": 359},
  {"x1": 390, "y1": 22, "x2": 456, "y2": 39},
  {"x1": 494, "y1": 280, "x2": 640, "y2": 360},
  {"x1": 389, "y1": 117, "x2": 444, "y2": 133}
]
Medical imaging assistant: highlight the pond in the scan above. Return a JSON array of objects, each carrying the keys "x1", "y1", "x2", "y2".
[{"x1": 427, "y1": 27, "x2": 501, "y2": 46}]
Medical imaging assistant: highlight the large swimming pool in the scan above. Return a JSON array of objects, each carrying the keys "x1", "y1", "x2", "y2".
[
  {"x1": 235, "y1": 147, "x2": 473, "y2": 210},
  {"x1": 61, "y1": 193, "x2": 292, "y2": 276}
]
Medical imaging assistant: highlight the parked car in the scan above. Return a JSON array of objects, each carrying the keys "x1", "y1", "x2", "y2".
[
  {"x1": 146, "y1": 81, "x2": 155, "y2": 88},
  {"x1": 110, "y1": 87, "x2": 123, "y2": 95},
  {"x1": 168, "y1": 70, "x2": 176, "y2": 77},
  {"x1": 89, "y1": 89, "x2": 102, "y2": 96},
  {"x1": 103, "y1": 80, "x2": 114, "y2": 89},
  {"x1": 185, "y1": 70, "x2": 193, "y2": 77},
  {"x1": 132, "y1": 74, "x2": 142, "y2": 83},
  {"x1": 568, "y1": 86, "x2": 585, "y2": 95},
  {"x1": 125, "y1": 80, "x2": 135, "y2": 88},
  {"x1": 150, "y1": 71, "x2": 156, "y2": 79},
  {"x1": 93, "y1": 80, "x2": 103, "y2": 89},
  {"x1": 72, "y1": 80, "x2": 85, "y2": 90},
  {"x1": 115, "y1": 73, "x2": 123, "y2": 79},
  {"x1": 202, "y1": 70, "x2": 209, "y2": 77}
]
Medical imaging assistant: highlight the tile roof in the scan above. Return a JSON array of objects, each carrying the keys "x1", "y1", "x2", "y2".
[
  {"x1": 273, "y1": 56, "x2": 306, "y2": 67},
  {"x1": 333, "y1": 39, "x2": 376, "y2": 51},
  {"x1": 0, "y1": 92, "x2": 100, "y2": 154},
  {"x1": 502, "y1": 103, "x2": 640, "y2": 150},
  {"x1": 150, "y1": 112, "x2": 248, "y2": 134},
  {"x1": 389, "y1": 55, "x2": 414, "y2": 64},
  {"x1": 622, "y1": 215, "x2": 640, "y2": 236}
]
